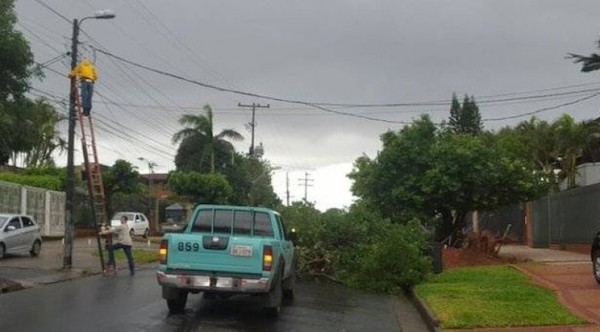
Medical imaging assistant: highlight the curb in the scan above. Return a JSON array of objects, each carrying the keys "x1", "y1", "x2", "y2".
[
  {"x1": 0, "y1": 278, "x2": 25, "y2": 293},
  {"x1": 406, "y1": 289, "x2": 442, "y2": 332}
]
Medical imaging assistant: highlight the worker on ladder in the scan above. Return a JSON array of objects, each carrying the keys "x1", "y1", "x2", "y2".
[{"x1": 68, "y1": 58, "x2": 97, "y2": 116}]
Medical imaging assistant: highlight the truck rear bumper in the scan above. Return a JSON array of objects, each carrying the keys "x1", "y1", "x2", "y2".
[{"x1": 156, "y1": 271, "x2": 272, "y2": 293}]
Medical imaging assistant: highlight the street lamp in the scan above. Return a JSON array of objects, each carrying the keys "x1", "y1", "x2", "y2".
[{"x1": 63, "y1": 10, "x2": 115, "y2": 270}]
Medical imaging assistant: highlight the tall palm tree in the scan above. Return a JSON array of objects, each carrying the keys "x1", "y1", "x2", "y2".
[
  {"x1": 515, "y1": 117, "x2": 559, "y2": 177},
  {"x1": 569, "y1": 39, "x2": 600, "y2": 72},
  {"x1": 24, "y1": 99, "x2": 66, "y2": 167},
  {"x1": 552, "y1": 115, "x2": 600, "y2": 189},
  {"x1": 172, "y1": 104, "x2": 243, "y2": 173}
]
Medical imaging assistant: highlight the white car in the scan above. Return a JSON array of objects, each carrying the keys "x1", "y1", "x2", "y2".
[
  {"x1": 0, "y1": 214, "x2": 43, "y2": 259},
  {"x1": 110, "y1": 212, "x2": 150, "y2": 238}
]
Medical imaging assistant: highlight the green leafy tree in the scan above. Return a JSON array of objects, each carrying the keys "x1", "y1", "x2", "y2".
[
  {"x1": 1, "y1": 99, "x2": 38, "y2": 165},
  {"x1": 350, "y1": 115, "x2": 437, "y2": 223},
  {"x1": 0, "y1": 0, "x2": 40, "y2": 166},
  {"x1": 350, "y1": 115, "x2": 542, "y2": 242},
  {"x1": 172, "y1": 104, "x2": 243, "y2": 173},
  {"x1": 448, "y1": 94, "x2": 483, "y2": 134},
  {"x1": 0, "y1": 0, "x2": 35, "y2": 101},
  {"x1": 167, "y1": 170, "x2": 233, "y2": 204},
  {"x1": 103, "y1": 159, "x2": 142, "y2": 196}
]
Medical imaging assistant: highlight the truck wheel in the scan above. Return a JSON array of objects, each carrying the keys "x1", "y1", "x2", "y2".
[
  {"x1": 166, "y1": 290, "x2": 188, "y2": 315},
  {"x1": 593, "y1": 250, "x2": 600, "y2": 284},
  {"x1": 264, "y1": 271, "x2": 283, "y2": 317},
  {"x1": 283, "y1": 271, "x2": 296, "y2": 301}
]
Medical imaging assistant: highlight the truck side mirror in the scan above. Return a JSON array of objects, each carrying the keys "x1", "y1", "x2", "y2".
[{"x1": 287, "y1": 228, "x2": 298, "y2": 244}]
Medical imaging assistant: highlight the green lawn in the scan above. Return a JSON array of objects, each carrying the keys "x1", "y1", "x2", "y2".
[{"x1": 413, "y1": 265, "x2": 586, "y2": 329}]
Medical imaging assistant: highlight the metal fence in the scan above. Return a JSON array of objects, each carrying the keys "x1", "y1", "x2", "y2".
[
  {"x1": 0, "y1": 181, "x2": 65, "y2": 237},
  {"x1": 467, "y1": 205, "x2": 524, "y2": 242},
  {"x1": 530, "y1": 182, "x2": 600, "y2": 247}
]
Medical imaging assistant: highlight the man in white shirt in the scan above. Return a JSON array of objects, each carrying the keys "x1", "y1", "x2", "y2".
[{"x1": 102, "y1": 215, "x2": 135, "y2": 276}]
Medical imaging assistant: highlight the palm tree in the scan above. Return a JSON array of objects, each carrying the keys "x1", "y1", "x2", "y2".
[
  {"x1": 555, "y1": 116, "x2": 600, "y2": 188},
  {"x1": 515, "y1": 117, "x2": 559, "y2": 177},
  {"x1": 172, "y1": 104, "x2": 243, "y2": 173},
  {"x1": 24, "y1": 99, "x2": 66, "y2": 167},
  {"x1": 569, "y1": 39, "x2": 600, "y2": 72}
]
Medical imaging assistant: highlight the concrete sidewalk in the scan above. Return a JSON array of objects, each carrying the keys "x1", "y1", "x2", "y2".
[{"x1": 0, "y1": 237, "x2": 158, "y2": 290}]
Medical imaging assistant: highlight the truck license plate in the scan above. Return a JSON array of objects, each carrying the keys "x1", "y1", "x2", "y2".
[{"x1": 231, "y1": 245, "x2": 253, "y2": 257}]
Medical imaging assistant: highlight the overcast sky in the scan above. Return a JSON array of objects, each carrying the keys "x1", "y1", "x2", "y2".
[{"x1": 15, "y1": 0, "x2": 600, "y2": 210}]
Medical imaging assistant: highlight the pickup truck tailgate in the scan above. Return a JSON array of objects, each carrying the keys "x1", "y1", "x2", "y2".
[{"x1": 165, "y1": 233, "x2": 264, "y2": 275}]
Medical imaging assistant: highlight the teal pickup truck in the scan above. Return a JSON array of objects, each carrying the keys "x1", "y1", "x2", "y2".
[{"x1": 156, "y1": 205, "x2": 296, "y2": 316}]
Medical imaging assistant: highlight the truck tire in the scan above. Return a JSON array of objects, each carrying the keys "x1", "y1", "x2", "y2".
[
  {"x1": 165, "y1": 289, "x2": 188, "y2": 315},
  {"x1": 264, "y1": 270, "x2": 283, "y2": 317},
  {"x1": 593, "y1": 249, "x2": 600, "y2": 284},
  {"x1": 283, "y1": 270, "x2": 295, "y2": 301}
]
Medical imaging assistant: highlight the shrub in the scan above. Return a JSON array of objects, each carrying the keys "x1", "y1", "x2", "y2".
[
  {"x1": 342, "y1": 220, "x2": 432, "y2": 293},
  {"x1": 281, "y1": 202, "x2": 431, "y2": 293},
  {"x1": 0, "y1": 172, "x2": 63, "y2": 191}
]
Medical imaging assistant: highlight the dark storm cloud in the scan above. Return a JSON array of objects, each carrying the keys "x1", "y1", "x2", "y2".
[{"x1": 15, "y1": 0, "x2": 600, "y2": 208}]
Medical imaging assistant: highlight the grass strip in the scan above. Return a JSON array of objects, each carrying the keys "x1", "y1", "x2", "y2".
[{"x1": 414, "y1": 265, "x2": 586, "y2": 329}]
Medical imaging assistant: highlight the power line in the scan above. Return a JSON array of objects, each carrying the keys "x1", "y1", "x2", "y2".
[
  {"x1": 93, "y1": 48, "x2": 411, "y2": 124},
  {"x1": 31, "y1": 0, "x2": 71, "y2": 24},
  {"x1": 92, "y1": 48, "x2": 600, "y2": 125},
  {"x1": 483, "y1": 92, "x2": 600, "y2": 121}
]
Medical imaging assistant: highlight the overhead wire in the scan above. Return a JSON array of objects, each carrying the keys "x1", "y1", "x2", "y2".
[
  {"x1": 29, "y1": 67, "x2": 178, "y2": 163},
  {"x1": 31, "y1": 0, "x2": 71, "y2": 24},
  {"x1": 16, "y1": 22, "x2": 64, "y2": 54},
  {"x1": 41, "y1": 59, "x2": 181, "y2": 149},
  {"x1": 93, "y1": 48, "x2": 412, "y2": 124},
  {"x1": 29, "y1": 88, "x2": 175, "y2": 163},
  {"x1": 92, "y1": 48, "x2": 600, "y2": 124},
  {"x1": 127, "y1": 0, "x2": 238, "y2": 91},
  {"x1": 483, "y1": 92, "x2": 600, "y2": 121}
]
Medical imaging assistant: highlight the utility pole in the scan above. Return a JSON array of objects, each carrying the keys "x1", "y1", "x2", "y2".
[
  {"x1": 286, "y1": 172, "x2": 290, "y2": 206},
  {"x1": 298, "y1": 172, "x2": 314, "y2": 202},
  {"x1": 238, "y1": 103, "x2": 269, "y2": 157},
  {"x1": 139, "y1": 157, "x2": 158, "y2": 234},
  {"x1": 63, "y1": 18, "x2": 80, "y2": 269},
  {"x1": 63, "y1": 10, "x2": 115, "y2": 270}
]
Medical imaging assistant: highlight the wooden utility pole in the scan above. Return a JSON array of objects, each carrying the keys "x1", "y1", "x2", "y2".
[
  {"x1": 237, "y1": 103, "x2": 269, "y2": 157},
  {"x1": 286, "y1": 172, "x2": 290, "y2": 206},
  {"x1": 298, "y1": 172, "x2": 314, "y2": 202}
]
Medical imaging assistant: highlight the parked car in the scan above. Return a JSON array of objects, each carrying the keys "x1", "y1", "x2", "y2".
[
  {"x1": 592, "y1": 232, "x2": 600, "y2": 284},
  {"x1": 0, "y1": 214, "x2": 43, "y2": 259},
  {"x1": 110, "y1": 212, "x2": 149, "y2": 238}
]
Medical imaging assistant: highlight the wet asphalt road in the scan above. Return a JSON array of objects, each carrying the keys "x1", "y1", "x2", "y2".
[{"x1": 0, "y1": 269, "x2": 428, "y2": 332}]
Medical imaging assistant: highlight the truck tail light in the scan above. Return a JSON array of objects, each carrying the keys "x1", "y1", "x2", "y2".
[
  {"x1": 262, "y1": 245, "x2": 273, "y2": 271},
  {"x1": 159, "y1": 239, "x2": 168, "y2": 264}
]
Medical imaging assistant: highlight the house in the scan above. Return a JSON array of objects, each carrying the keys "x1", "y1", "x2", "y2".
[{"x1": 139, "y1": 173, "x2": 170, "y2": 199}]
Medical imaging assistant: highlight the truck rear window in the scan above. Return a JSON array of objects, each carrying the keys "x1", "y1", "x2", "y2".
[{"x1": 191, "y1": 209, "x2": 273, "y2": 237}]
